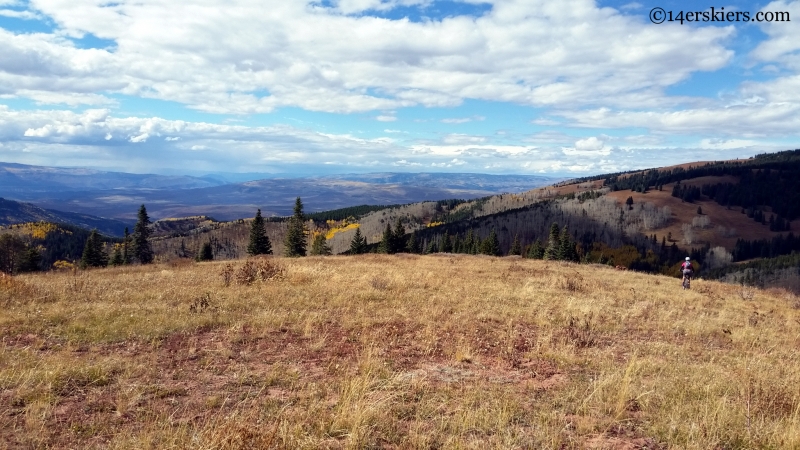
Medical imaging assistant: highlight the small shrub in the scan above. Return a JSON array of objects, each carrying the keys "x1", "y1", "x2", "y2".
[
  {"x1": 565, "y1": 314, "x2": 596, "y2": 348},
  {"x1": 739, "y1": 285, "x2": 756, "y2": 301},
  {"x1": 189, "y1": 293, "x2": 212, "y2": 313},
  {"x1": 369, "y1": 276, "x2": 390, "y2": 290},
  {"x1": 561, "y1": 272, "x2": 585, "y2": 292},
  {"x1": 221, "y1": 263, "x2": 234, "y2": 286},
  {"x1": 234, "y1": 259, "x2": 285, "y2": 285}
]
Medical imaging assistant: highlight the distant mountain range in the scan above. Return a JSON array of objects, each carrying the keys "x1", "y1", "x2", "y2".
[
  {"x1": 0, "y1": 162, "x2": 561, "y2": 221},
  {"x1": 0, "y1": 198, "x2": 130, "y2": 237}
]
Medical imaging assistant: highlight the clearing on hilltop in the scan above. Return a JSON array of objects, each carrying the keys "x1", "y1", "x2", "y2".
[{"x1": 1, "y1": 255, "x2": 799, "y2": 448}]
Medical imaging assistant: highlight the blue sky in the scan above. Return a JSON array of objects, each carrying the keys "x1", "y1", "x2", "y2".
[{"x1": 1, "y1": 0, "x2": 799, "y2": 177}]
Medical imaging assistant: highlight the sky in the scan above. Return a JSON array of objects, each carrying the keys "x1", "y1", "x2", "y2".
[{"x1": 0, "y1": 0, "x2": 799, "y2": 178}]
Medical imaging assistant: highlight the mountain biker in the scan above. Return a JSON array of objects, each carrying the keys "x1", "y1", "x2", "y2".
[{"x1": 680, "y1": 257, "x2": 693, "y2": 287}]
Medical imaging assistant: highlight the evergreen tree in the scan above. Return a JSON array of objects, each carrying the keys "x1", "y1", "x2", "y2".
[
  {"x1": 122, "y1": 227, "x2": 131, "y2": 264},
  {"x1": 109, "y1": 245, "x2": 124, "y2": 266},
  {"x1": 471, "y1": 237, "x2": 480, "y2": 255},
  {"x1": 17, "y1": 246, "x2": 42, "y2": 272},
  {"x1": 509, "y1": 234, "x2": 522, "y2": 256},
  {"x1": 349, "y1": 227, "x2": 367, "y2": 254},
  {"x1": 558, "y1": 225, "x2": 577, "y2": 262},
  {"x1": 81, "y1": 229, "x2": 108, "y2": 268},
  {"x1": 543, "y1": 222, "x2": 560, "y2": 260},
  {"x1": 247, "y1": 209, "x2": 273, "y2": 255},
  {"x1": 464, "y1": 229, "x2": 475, "y2": 254},
  {"x1": 379, "y1": 222, "x2": 393, "y2": 254},
  {"x1": 133, "y1": 205, "x2": 153, "y2": 264},
  {"x1": 284, "y1": 197, "x2": 308, "y2": 257},
  {"x1": 406, "y1": 231, "x2": 420, "y2": 254},
  {"x1": 0, "y1": 234, "x2": 26, "y2": 275},
  {"x1": 527, "y1": 240, "x2": 544, "y2": 259},
  {"x1": 310, "y1": 233, "x2": 332, "y2": 256},
  {"x1": 439, "y1": 230, "x2": 452, "y2": 253},
  {"x1": 425, "y1": 238, "x2": 437, "y2": 254},
  {"x1": 197, "y1": 241, "x2": 214, "y2": 261},
  {"x1": 452, "y1": 233, "x2": 463, "y2": 253},
  {"x1": 392, "y1": 218, "x2": 406, "y2": 253},
  {"x1": 480, "y1": 229, "x2": 501, "y2": 256}
]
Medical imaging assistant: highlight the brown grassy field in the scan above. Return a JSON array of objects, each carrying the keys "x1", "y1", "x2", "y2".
[{"x1": 2, "y1": 256, "x2": 800, "y2": 449}]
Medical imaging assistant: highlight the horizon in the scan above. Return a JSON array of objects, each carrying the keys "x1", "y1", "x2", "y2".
[{"x1": 2, "y1": 0, "x2": 799, "y2": 176}]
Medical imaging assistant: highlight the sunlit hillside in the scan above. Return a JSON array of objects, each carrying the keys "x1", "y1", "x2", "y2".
[{"x1": 2, "y1": 256, "x2": 800, "y2": 449}]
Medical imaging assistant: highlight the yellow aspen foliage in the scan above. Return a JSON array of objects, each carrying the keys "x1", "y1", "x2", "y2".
[
  {"x1": 52, "y1": 260, "x2": 76, "y2": 271},
  {"x1": 426, "y1": 221, "x2": 445, "y2": 228},
  {"x1": 324, "y1": 223, "x2": 359, "y2": 240},
  {"x1": 16, "y1": 222, "x2": 61, "y2": 239}
]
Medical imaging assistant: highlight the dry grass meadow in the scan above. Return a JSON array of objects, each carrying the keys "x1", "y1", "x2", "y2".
[{"x1": 2, "y1": 255, "x2": 800, "y2": 449}]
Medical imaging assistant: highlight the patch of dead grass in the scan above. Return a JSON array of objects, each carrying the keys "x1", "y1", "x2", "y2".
[{"x1": 1, "y1": 256, "x2": 800, "y2": 448}]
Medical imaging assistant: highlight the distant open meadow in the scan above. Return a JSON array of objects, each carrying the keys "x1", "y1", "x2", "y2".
[{"x1": 2, "y1": 255, "x2": 800, "y2": 449}]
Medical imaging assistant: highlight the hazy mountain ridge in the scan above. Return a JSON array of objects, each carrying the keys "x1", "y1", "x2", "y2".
[
  {"x1": 0, "y1": 162, "x2": 560, "y2": 221},
  {"x1": 0, "y1": 198, "x2": 130, "y2": 237},
  {"x1": 0, "y1": 162, "x2": 224, "y2": 195}
]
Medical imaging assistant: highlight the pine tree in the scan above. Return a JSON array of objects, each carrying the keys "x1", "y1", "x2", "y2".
[
  {"x1": 481, "y1": 229, "x2": 501, "y2": 256},
  {"x1": 439, "y1": 230, "x2": 452, "y2": 253},
  {"x1": 122, "y1": 227, "x2": 131, "y2": 264},
  {"x1": 392, "y1": 218, "x2": 406, "y2": 253},
  {"x1": 543, "y1": 222, "x2": 560, "y2": 260},
  {"x1": 558, "y1": 225, "x2": 577, "y2": 262},
  {"x1": 17, "y1": 246, "x2": 42, "y2": 272},
  {"x1": 527, "y1": 240, "x2": 544, "y2": 259},
  {"x1": 284, "y1": 197, "x2": 308, "y2": 257},
  {"x1": 509, "y1": 234, "x2": 522, "y2": 256},
  {"x1": 247, "y1": 209, "x2": 273, "y2": 255},
  {"x1": 425, "y1": 238, "x2": 437, "y2": 254},
  {"x1": 310, "y1": 233, "x2": 332, "y2": 256},
  {"x1": 133, "y1": 205, "x2": 153, "y2": 264},
  {"x1": 464, "y1": 229, "x2": 474, "y2": 254},
  {"x1": 379, "y1": 222, "x2": 393, "y2": 254},
  {"x1": 406, "y1": 231, "x2": 420, "y2": 254},
  {"x1": 197, "y1": 241, "x2": 214, "y2": 261},
  {"x1": 452, "y1": 233, "x2": 462, "y2": 253},
  {"x1": 109, "y1": 245, "x2": 124, "y2": 266},
  {"x1": 349, "y1": 227, "x2": 367, "y2": 254},
  {"x1": 81, "y1": 229, "x2": 108, "y2": 268}
]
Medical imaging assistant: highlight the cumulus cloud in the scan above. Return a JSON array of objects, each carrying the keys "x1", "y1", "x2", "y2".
[
  {"x1": 558, "y1": 102, "x2": 800, "y2": 136},
  {"x1": 0, "y1": 0, "x2": 735, "y2": 112},
  {"x1": 562, "y1": 136, "x2": 612, "y2": 156}
]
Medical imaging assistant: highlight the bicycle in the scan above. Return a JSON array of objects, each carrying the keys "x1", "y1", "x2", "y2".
[{"x1": 682, "y1": 270, "x2": 692, "y2": 290}]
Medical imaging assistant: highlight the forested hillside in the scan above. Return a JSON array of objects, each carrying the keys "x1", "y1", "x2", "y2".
[{"x1": 6, "y1": 150, "x2": 800, "y2": 292}]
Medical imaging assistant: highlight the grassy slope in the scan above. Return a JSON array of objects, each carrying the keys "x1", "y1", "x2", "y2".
[{"x1": 2, "y1": 256, "x2": 800, "y2": 449}]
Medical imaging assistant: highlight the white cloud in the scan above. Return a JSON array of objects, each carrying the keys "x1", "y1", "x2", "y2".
[
  {"x1": 620, "y1": 2, "x2": 642, "y2": 10},
  {"x1": 562, "y1": 136, "x2": 612, "y2": 156},
  {"x1": 557, "y1": 102, "x2": 800, "y2": 136},
  {"x1": 376, "y1": 115, "x2": 397, "y2": 122},
  {"x1": 750, "y1": 1, "x2": 800, "y2": 70},
  {"x1": 0, "y1": 0, "x2": 735, "y2": 113},
  {"x1": 0, "y1": 8, "x2": 40, "y2": 19},
  {"x1": 698, "y1": 138, "x2": 761, "y2": 150},
  {"x1": 441, "y1": 115, "x2": 485, "y2": 124}
]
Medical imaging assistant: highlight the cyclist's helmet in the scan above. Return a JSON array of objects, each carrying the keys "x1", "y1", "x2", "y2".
[{"x1": 685, "y1": 257, "x2": 690, "y2": 261}]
